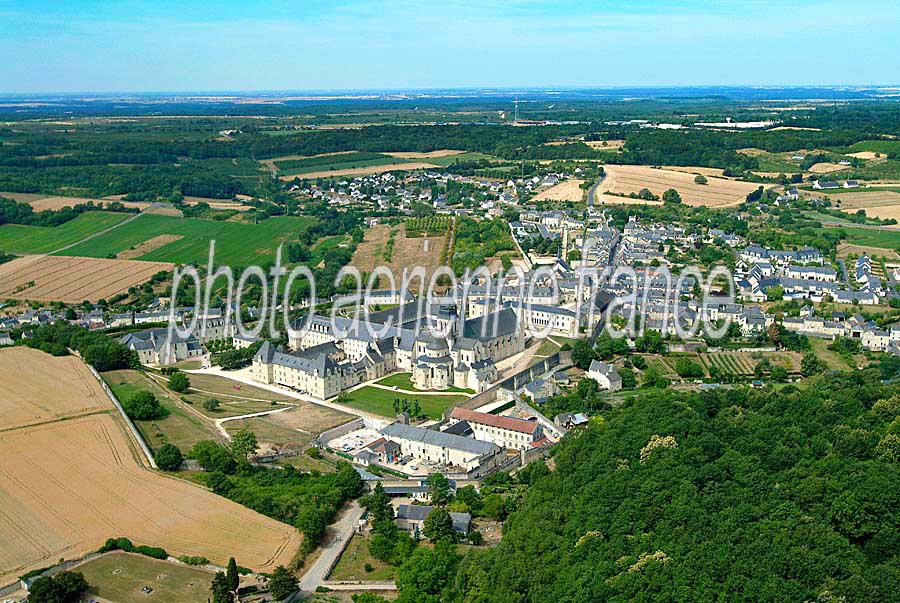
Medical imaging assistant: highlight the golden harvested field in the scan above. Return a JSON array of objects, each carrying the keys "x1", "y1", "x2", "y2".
[
  {"x1": 662, "y1": 166, "x2": 727, "y2": 178},
  {"x1": 279, "y1": 162, "x2": 438, "y2": 180},
  {"x1": 0, "y1": 349, "x2": 301, "y2": 586},
  {"x1": 0, "y1": 255, "x2": 173, "y2": 303},
  {"x1": 0, "y1": 192, "x2": 150, "y2": 212},
  {"x1": 837, "y1": 243, "x2": 900, "y2": 260},
  {"x1": 597, "y1": 165, "x2": 762, "y2": 207},
  {"x1": 532, "y1": 179, "x2": 585, "y2": 202},
  {"x1": 351, "y1": 223, "x2": 446, "y2": 289},
  {"x1": 0, "y1": 347, "x2": 110, "y2": 431},
  {"x1": 384, "y1": 150, "x2": 464, "y2": 159},
  {"x1": 828, "y1": 190, "x2": 900, "y2": 209},
  {"x1": 846, "y1": 151, "x2": 881, "y2": 160},
  {"x1": 585, "y1": 139, "x2": 625, "y2": 150},
  {"x1": 117, "y1": 234, "x2": 184, "y2": 259},
  {"x1": 809, "y1": 162, "x2": 849, "y2": 174},
  {"x1": 843, "y1": 205, "x2": 900, "y2": 223}
]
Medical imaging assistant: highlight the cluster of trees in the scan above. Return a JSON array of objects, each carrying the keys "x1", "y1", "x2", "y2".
[
  {"x1": 439, "y1": 366, "x2": 900, "y2": 603},
  {"x1": 209, "y1": 557, "x2": 249, "y2": 603},
  {"x1": 14, "y1": 322, "x2": 137, "y2": 370},
  {"x1": 199, "y1": 456, "x2": 363, "y2": 555},
  {"x1": 451, "y1": 217, "x2": 516, "y2": 276},
  {"x1": 27, "y1": 571, "x2": 89, "y2": 603},
  {"x1": 98, "y1": 536, "x2": 167, "y2": 560},
  {"x1": 0, "y1": 195, "x2": 137, "y2": 227}
]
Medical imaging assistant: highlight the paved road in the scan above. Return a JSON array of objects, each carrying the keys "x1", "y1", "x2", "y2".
[
  {"x1": 298, "y1": 501, "x2": 365, "y2": 594},
  {"x1": 586, "y1": 176, "x2": 602, "y2": 207}
]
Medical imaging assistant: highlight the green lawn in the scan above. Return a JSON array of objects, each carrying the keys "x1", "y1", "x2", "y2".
[
  {"x1": 341, "y1": 386, "x2": 467, "y2": 419},
  {"x1": 76, "y1": 552, "x2": 214, "y2": 603},
  {"x1": 57, "y1": 213, "x2": 315, "y2": 265},
  {"x1": 0, "y1": 211, "x2": 131, "y2": 254},
  {"x1": 376, "y1": 372, "x2": 474, "y2": 394},
  {"x1": 328, "y1": 534, "x2": 396, "y2": 581},
  {"x1": 841, "y1": 227, "x2": 900, "y2": 250}
]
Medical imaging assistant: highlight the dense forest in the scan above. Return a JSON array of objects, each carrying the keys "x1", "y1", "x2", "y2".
[{"x1": 440, "y1": 372, "x2": 900, "y2": 603}]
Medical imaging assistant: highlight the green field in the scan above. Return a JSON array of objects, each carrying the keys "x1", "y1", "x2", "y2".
[
  {"x1": 841, "y1": 227, "x2": 900, "y2": 250},
  {"x1": 842, "y1": 140, "x2": 900, "y2": 155},
  {"x1": 0, "y1": 211, "x2": 131, "y2": 254},
  {"x1": 341, "y1": 386, "x2": 468, "y2": 419},
  {"x1": 426, "y1": 152, "x2": 498, "y2": 166},
  {"x1": 56, "y1": 213, "x2": 315, "y2": 265},
  {"x1": 104, "y1": 369, "x2": 222, "y2": 452},
  {"x1": 375, "y1": 372, "x2": 474, "y2": 394},
  {"x1": 76, "y1": 552, "x2": 214, "y2": 603},
  {"x1": 328, "y1": 534, "x2": 397, "y2": 581}
]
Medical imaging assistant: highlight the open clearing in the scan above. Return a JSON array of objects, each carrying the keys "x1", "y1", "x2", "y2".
[
  {"x1": 0, "y1": 349, "x2": 301, "y2": 586},
  {"x1": 279, "y1": 161, "x2": 438, "y2": 180},
  {"x1": 75, "y1": 552, "x2": 214, "y2": 603},
  {"x1": 384, "y1": 150, "x2": 465, "y2": 159},
  {"x1": 837, "y1": 242, "x2": 900, "y2": 260},
  {"x1": 0, "y1": 254, "x2": 172, "y2": 303},
  {"x1": 847, "y1": 151, "x2": 881, "y2": 160},
  {"x1": 809, "y1": 162, "x2": 850, "y2": 174},
  {"x1": 597, "y1": 165, "x2": 761, "y2": 207},
  {"x1": 585, "y1": 139, "x2": 625, "y2": 150},
  {"x1": 532, "y1": 179, "x2": 585, "y2": 202},
  {"x1": 351, "y1": 223, "x2": 446, "y2": 288}
]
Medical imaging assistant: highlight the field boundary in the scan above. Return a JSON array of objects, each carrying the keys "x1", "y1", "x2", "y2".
[{"x1": 88, "y1": 363, "x2": 157, "y2": 468}]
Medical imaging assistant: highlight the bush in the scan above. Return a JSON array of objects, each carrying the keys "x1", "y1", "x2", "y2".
[
  {"x1": 203, "y1": 398, "x2": 221, "y2": 412},
  {"x1": 178, "y1": 555, "x2": 211, "y2": 566},
  {"x1": 122, "y1": 391, "x2": 166, "y2": 420},
  {"x1": 98, "y1": 537, "x2": 168, "y2": 560},
  {"x1": 154, "y1": 443, "x2": 184, "y2": 471},
  {"x1": 364, "y1": 562, "x2": 374, "y2": 573}
]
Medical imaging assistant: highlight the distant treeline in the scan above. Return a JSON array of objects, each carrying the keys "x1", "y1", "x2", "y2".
[{"x1": 0, "y1": 196, "x2": 138, "y2": 227}]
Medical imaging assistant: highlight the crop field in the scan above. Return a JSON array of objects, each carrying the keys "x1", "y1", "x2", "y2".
[
  {"x1": 597, "y1": 165, "x2": 762, "y2": 207},
  {"x1": 0, "y1": 192, "x2": 151, "y2": 212},
  {"x1": 75, "y1": 552, "x2": 215, "y2": 603},
  {"x1": 0, "y1": 211, "x2": 132, "y2": 255},
  {"x1": 699, "y1": 351, "x2": 801, "y2": 376},
  {"x1": 0, "y1": 254, "x2": 172, "y2": 303},
  {"x1": 279, "y1": 161, "x2": 439, "y2": 180},
  {"x1": 405, "y1": 216, "x2": 453, "y2": 237},
  {"x1": 274, "y1": 151, "x2": 398, "y2": 174},
  {"x1": 842, "y1": 140, "x2": 900, "y2": 155},
  {"x1": 55, "y1": 213, "x2": 315, "y2": 265},
  {"x1": 351, "y1": 223, "x2": 447, "y2": 288},
  {"x1": 841, "y1": 227, "x2": 900, "y2": 250},
  {"x1": 0, "y1": 347, "x2": 111, "y2": 431},
  {"x1": 0, "y1": 350, "x2": 301, "y2": 587},
  {"x1": 532, "y1": 179, "x2": 585, "y2": 202},
  {"x1": 425, "y1": 151, "x2": 498, "y2": 166},
  {"x1": 736, "y1": 148, "x2": 802, "y2": 173},
  {"x1": 809, "y1": 162, "x2": 851, "y2": 175}
]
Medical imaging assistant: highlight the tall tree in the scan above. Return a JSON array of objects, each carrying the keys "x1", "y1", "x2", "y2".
[{"x1": 226, "y1": 557, "x2": 240, "y2": 593}]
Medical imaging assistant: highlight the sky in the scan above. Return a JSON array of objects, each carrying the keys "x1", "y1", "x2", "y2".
[{"x1": 0, "y1": 0, "x2": 898, "y2": 93}]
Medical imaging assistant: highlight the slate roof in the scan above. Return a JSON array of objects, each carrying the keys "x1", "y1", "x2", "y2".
[{"x1": 380, "y1": 422, "x2": 498, "y2": 456}]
